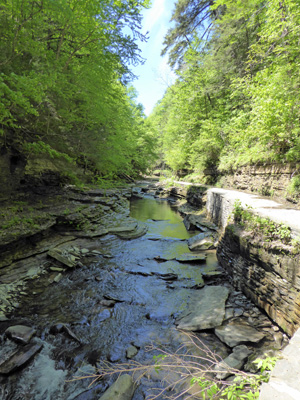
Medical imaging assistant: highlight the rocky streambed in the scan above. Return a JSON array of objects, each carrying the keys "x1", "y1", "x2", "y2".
[{"x1": 0, "y1": 182, "x2": 287, "y2": 399}]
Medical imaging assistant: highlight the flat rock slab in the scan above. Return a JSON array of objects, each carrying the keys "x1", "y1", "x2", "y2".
[
  {"x1": 98, "y1": 374, "x2": 135, "y2": 400},
  {"x1": 109, "y1": 222, "x2": 138, "y2": 233},
  {"x1": 5, "y1": 325, "x2": 36, "y2": 345},
  {"x1": 47, "y1": 248, "x2": 76, "y2": 268},
  {"x1": 176, "y1": 286, "x2": 230, "y2": 331},
  {"x1": 115, "y1": 222, "x2": 148, "y2": 239},
  {"x1": 176, "y1": 254, "x2": 206, "y2": 263},
  {"x1": 0, "y1": 343, "x2": 43, "y2": 375},
  {"x1": 215, "y1": 323, "x2": 265, "y2": 347},
  {"x1": 187, "y1": 232, "x2": 212, "y2": 250}
]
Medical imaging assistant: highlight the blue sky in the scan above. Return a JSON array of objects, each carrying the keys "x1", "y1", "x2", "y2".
[{"x1": 131, "y1": 0, "x2": 177, "y2": 115}]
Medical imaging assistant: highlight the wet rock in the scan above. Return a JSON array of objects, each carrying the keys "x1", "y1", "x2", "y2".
[
  {"x1": 99, "y1": 299, "x2": 116, "y2": 307},
  {"x1": 126, "y1": 345, "x2": 138, "y2": 359},
  {"x1": 50, "y1": 323, "x2": 81, "y2": 343},
  {"x1": 224, "y1": 308, "x2": 235, "y2": 321},
  {"x1": 5, "y1": 325, "x2": 36, "y2": 345},
  {"x1": 215, "y1": 323, "x2": 265, "y2": 347},
  {"x1": 81, "y1": 248, "x2": 90, "y2": 255},
  {"x1": 107, "y1": 348, "x2": 122, "y2": 363},
  {"x1": 53, "y1": 273, "x2": 63, "y2": 283},
  {"x1": 214, "y1": 345, "x2": 252, "y2": 379},
  {"x1": 97, "y1": 309, "x2": 111, "y2": 322},
  {"x1": 156, "y1": 273, "x2": 178, "y2": 281},
  {"x1": 176, "y1": 286, "x2": 230, "y2": 331},
  {"x1": 234, "y1": 308, "x2": 244, "y2": 317},
  {"x1": 0, "y1": 342, "x2": 43, "y2": 375},
  {"x1": 115, "y1": 222, "x2": 148, "y2": 240},
  {"x1": 187, "y1": 232, "x2": 214, "y2": 251},
  {"x1": 176, "y1": 254, "x2": 206, "y2": 263},
  {"x1": 47, "y1": 248, "x2": 76, "y2": 268},
  {"x1": 153, "y1": 255, "x2": 169, "y2": 262},
  {"x1": 104, "y1": 294, "x2": 125, "y2": 303},
  {"x1": 98, "y1": 374, "x2": 135, "y2": 400},
  {"x1": 131, "y1": 188, "x2": 144, "y2": 199},
  {"x1": 183, "y1": 214, "x2": 203, "y2": 231},
  {"x1": 110, "y1": 222, "x2": 138, "y2": 234},
  {"x1": 70, "y1": 246, "x2": 81, "y2": 256},
  {"x1": 103, "y1": 254, "x2": 113, "y2": 259},
  {"x1": 194, "y1": 237, "x2": 215, "y2": 251}
]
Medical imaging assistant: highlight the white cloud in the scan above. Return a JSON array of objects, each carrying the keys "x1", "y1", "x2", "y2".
[
  {"x1": 142, "y1": 0, "x2": 167, "y2": 33},
  {"x1": 156, "y1": 56, "x2": 177, "y2": 88}
]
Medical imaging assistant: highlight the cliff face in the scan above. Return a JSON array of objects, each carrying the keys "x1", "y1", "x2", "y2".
[
  {"x1": 219, "y1": 163, "x2": 300, "y2": 202},
  {"x1": 206, "y1": 187, "x2": 300, "y2": 337},
  {"x1": 217, "y1": 227, "x2": 300, "y2": 336},
  {"x1": 0, "y1": 145, "x2": 92, "y2": 200}
]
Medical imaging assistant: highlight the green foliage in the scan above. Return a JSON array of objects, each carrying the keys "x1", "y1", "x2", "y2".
[
  {"x1": 161, "y1": 0, "x2": 215, "y2": 69},
  {"x1": 24, "y1": 141, "x2": 74, "y2": 163},
  {"x1": 190, "y1": 355, "x2": 276, "y2": 400},
  {"x1": 232, "y1": 200, "x2": 293, "y2": 244},
  {"x1": 287, "y1": 175, "x2": 300, "y2": 197},
  {"x1": 153, "y1": 354, "x2": 167, "y2": 373},
  {"x1": 148, "y1": 0, "x2": 300, "y2": 178},
  {"x1": 0, "y1": 0, "x2": 156, "y2": 181}
]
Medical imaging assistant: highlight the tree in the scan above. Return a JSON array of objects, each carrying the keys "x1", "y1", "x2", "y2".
[
  {"x1": 161, "y1": 0, "x2": 216, "y2": 69},
  {"x1": 0, "y1": 0, "x2": 156, "y2": 179}
]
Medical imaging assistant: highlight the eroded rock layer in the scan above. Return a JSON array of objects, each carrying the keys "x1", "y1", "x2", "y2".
[{"x1": 217, "y1": 227, "x2": 300, "y2": 336}]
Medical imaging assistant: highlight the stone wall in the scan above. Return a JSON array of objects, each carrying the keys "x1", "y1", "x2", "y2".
[
  {"x1": 217, "y1": 228, "x2": 300, "y2": 336},
  {"x1": 206, "y1": 187, "x2": 300, "y2": 337},
  {"x1": 220, "y1": 163, "x2": 300, "y2": 199}
]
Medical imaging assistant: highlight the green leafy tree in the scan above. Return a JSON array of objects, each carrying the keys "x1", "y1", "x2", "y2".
[{"x1": 0, "y1": 0, "x2": 155, "y2": 181}]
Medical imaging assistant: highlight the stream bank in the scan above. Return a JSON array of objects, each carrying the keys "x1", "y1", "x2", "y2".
[
  {"x1": 0, "y1": 181, "x2": 285, "y2": 399},
  {"x1": 158, "y1": 181, "x2": 300, "y2": 399}
]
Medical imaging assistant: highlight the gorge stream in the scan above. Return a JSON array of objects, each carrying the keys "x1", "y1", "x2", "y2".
[{"x1": 0, "y1": 188, "x2": 282, "y2": 400}]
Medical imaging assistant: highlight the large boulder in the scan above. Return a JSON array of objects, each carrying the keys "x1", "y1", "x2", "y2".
[
  {"x1": 5, "y1": 325, "x2": 36, "y2": 345},
  {"x1": 215, "y1": 323, "x2": 265, "y2": 347},
  {"x1": 98, "y1": 374, "x2": 135, "y2": 400},
  {"x1": 176, "y1": 286, "x2": 230, "y2": 331}
]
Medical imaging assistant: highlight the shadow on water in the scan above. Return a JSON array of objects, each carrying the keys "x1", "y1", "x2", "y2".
[{"x1": 0, "y1": 195, "x2": 227, "y2": 400}]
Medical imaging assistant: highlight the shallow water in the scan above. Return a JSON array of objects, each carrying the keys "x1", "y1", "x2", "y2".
[{"x1": 0, "y1": 195, "x2": 227, "y2": 400}]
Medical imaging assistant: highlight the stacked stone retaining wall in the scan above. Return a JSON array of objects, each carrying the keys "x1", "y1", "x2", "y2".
[{"x1": 206, "y1": 188, "x2": 300, "y2": 336}]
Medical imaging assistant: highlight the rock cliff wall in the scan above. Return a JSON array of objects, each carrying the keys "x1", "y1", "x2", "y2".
[
  {"x1": 206, "y1": 188, "x2": 300, "y2": 337},
  {"x1": 220, "y1": 163, "x2": 299, "y2": 201},
  {"x1": 217, "y1": 228, "x2": 300, "y2": 336},
  {"x1": 0, "y1": 145, "x2": 91, "y2": 200}
]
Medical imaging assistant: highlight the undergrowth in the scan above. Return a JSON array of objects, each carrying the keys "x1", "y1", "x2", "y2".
[
  {"x1": 73, "y1": 332, "x2": 277, "y2": 400},
  {"x1": 232, "y1": 200, "x2": 300, "y2": 250}
]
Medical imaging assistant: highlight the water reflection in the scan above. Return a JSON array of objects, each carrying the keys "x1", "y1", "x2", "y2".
[
  {"x1": 3, "y1": 194, "x2": 225, "y2": 400},
  {"x1": 131, "y1": 196, "x2": 195, "y2": 239}
]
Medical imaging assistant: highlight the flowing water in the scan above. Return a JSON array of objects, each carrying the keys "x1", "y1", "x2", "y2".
[{"x1": 0, "y1": 195, "x2": 228, "y2": 400}]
